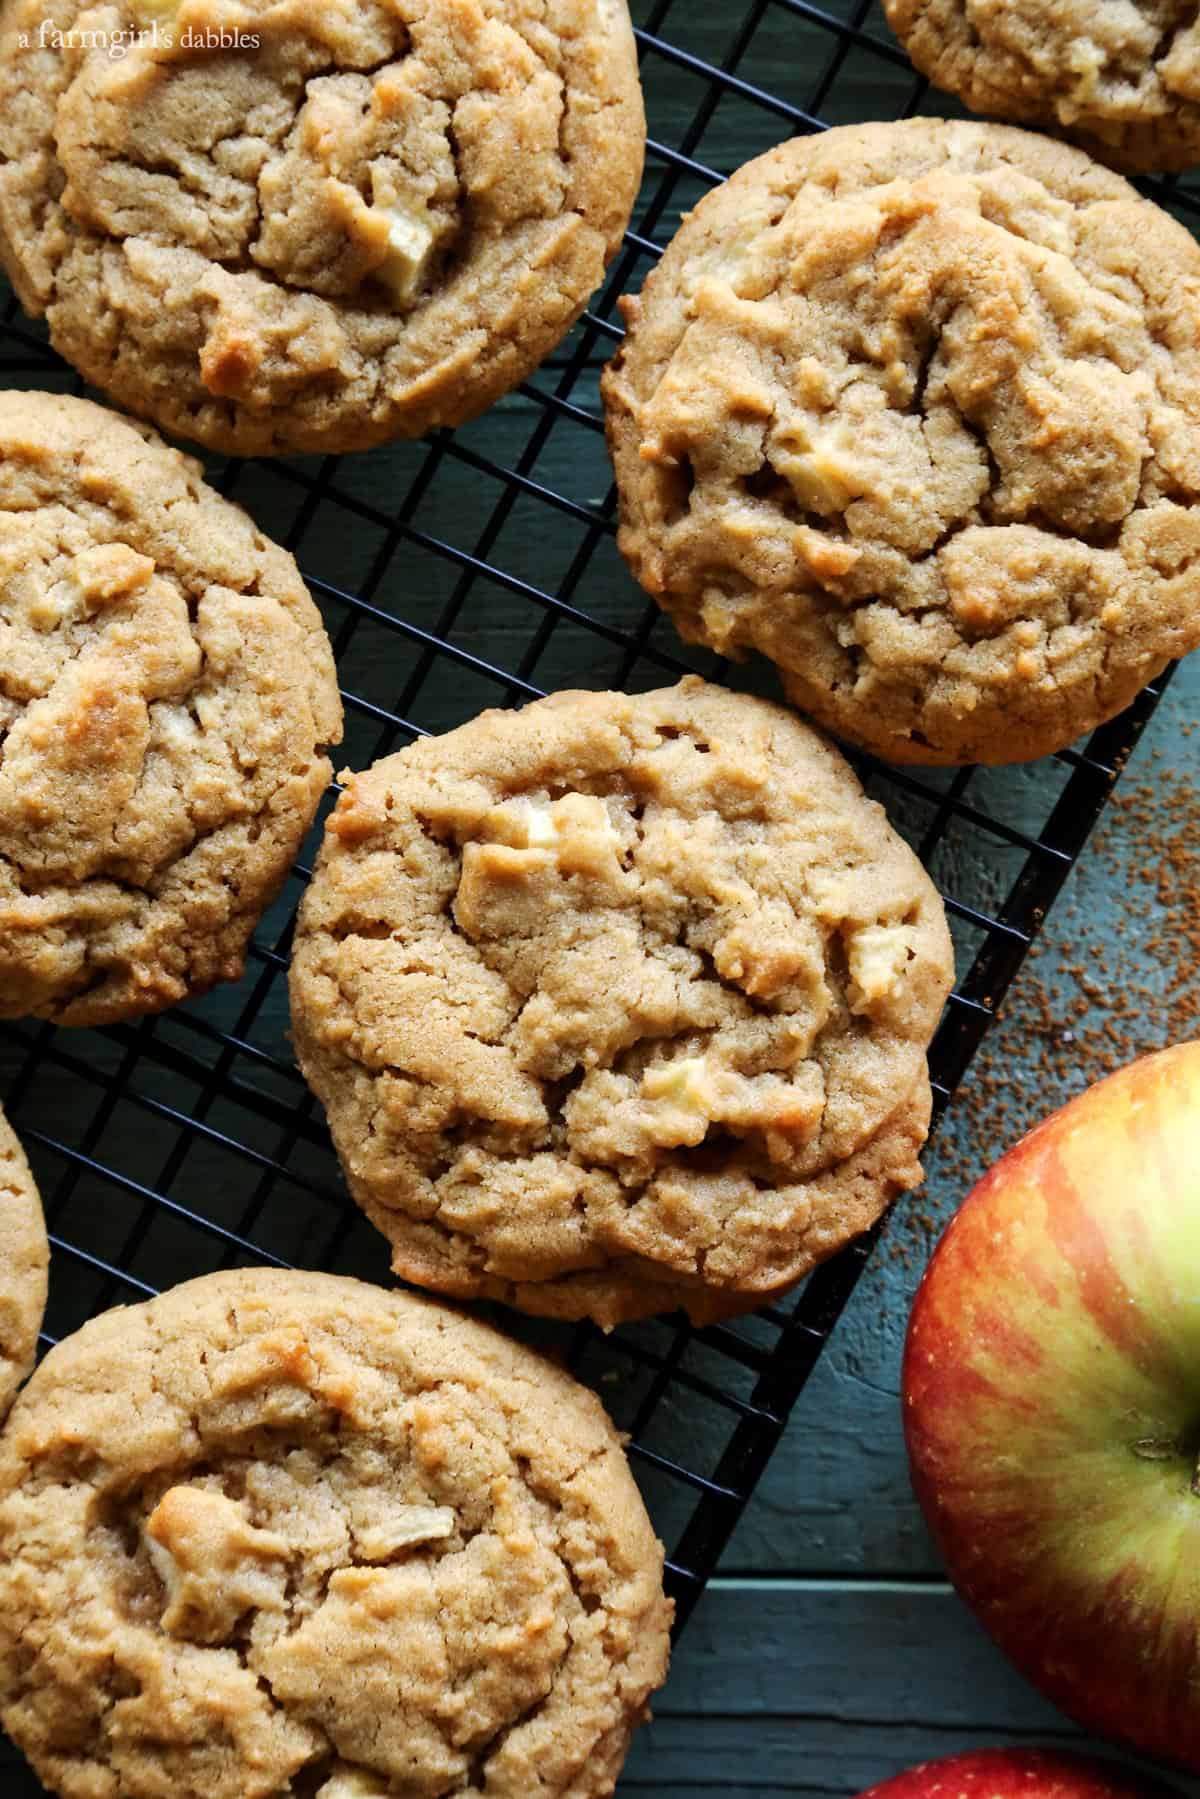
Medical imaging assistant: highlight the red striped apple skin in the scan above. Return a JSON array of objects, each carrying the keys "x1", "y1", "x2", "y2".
[
  {"x1": 904, "y1": 1042, "x2": 1200, "y2": 1770},
  {"x1": 859, "y1": 1748, "x2": 1178, "y2": 1799}
]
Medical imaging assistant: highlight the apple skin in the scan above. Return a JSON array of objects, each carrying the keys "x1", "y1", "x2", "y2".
[
  {"x1": 858, "y1": 1748, "x2": 1179, "y2": 1799},
  {"x1": 904, "y1": 1042, "x2": 1200, "y2": 1769}
]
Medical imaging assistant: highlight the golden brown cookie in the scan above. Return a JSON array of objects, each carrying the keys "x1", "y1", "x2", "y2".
[
  {"x1": 603, "y1": 120, "x2": 1200, "y2": 766},
  {"x1": 0, "y1": 1104, "x2": 47, "y2": 1423},
  {"x1": 290, "y1": 677, "x2": 954, "y2": 1326},
  {"x1": 0, "y1": 0, "x2": 645, "y2": 455},
  {"x1": 0, "y1": 1268, "x2": 672, "y2": 1799},
  {"x1": 0, "y1": 391, "x2": 342, "y2": 1026},
  {"x1": 885, "y1": 0, "x2": 1200, "y2": 173}
]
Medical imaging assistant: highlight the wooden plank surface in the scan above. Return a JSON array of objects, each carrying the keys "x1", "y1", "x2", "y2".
[{"x1": 622, "y1": 1580, "x2": 1185, "y2": 1796}]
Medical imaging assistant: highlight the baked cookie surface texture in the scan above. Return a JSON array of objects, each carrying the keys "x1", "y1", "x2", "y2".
[
  {"x1": 0, "y1": 1104, "x2": 47, "y2": 1423},
  {"x1": 290, "y1": 678, "x2": 954, "y2": 1325},
  {"x1": 884, "y1": 0, "x2": 1200, "y2": 173},
  {"x1": 0, "y1": 1267, "x2": 673, "y2": 1799},
  {"x1": 0, "y1": 392, "x2": 342, "y2": 1025},
  {"x1": 604, "y1": 120, "x2": 1200, "y2": 765},
  {"x1": 0, "y1": 0, "x2": 646, "y2": 454}
]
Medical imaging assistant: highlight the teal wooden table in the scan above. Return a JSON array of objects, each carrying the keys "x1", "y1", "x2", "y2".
[{"x1": 3, "y1": 0, "x2": 1200, "y2": 1793}]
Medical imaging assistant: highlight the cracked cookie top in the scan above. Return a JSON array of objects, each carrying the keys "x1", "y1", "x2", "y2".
[
  {"x1": 0, "y1": 0, "x2": 645, "y2": 454},
  {"x1": 0, "y1": 1105, "x2": 47, "y2": 1423},
  {"x1": 289, "y1": 678, "x2": 953, "y2": 1326},
  {"x1": 0, "y1": 1268, "x2": 672, "y2": 1799},
  {"x1": 884, "y1": 0, "x2": 1200, "y2": 174},
  {"x1": 0, "y1": 392, "x2": 342, "y2": 1025},
  {"x1": 603, "y1": 121, "x2": 1200, "y2": 766}
]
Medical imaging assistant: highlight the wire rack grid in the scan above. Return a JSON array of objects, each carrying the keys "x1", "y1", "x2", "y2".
[{"x1": 0, "y1": 3, "x2": 1190, "y2": 1767}]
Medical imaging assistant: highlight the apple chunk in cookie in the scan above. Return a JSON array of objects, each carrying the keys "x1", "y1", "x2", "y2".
[{"x1": 290, "y1": 677, "x2": 954, "y2": 1325}]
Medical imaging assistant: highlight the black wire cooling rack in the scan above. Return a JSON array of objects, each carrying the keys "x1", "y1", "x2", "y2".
[{"x1": 0, "y1": 4, "x2": 1193, "y2": 1758}]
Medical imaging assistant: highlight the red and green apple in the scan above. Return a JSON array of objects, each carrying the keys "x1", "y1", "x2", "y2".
[
  {"x1": 858, "y1": 1748, "x2": 1178, "y2": 1799},
  {"x1": 904, "y1": 1042, "x2": 1200, "y2": 1768}
]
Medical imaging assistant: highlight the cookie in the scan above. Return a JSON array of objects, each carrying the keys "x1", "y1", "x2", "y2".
[
  {"x1": 290, "y1": 677, "x2": 954, "y2": 1326},
  {"x1": 603, "y1": 120, "x2": 1200, "y2": 766},
  {"x1": 0, "y1": 1104, "x2": 47, "y2": 1422},
  {"x1": 884, "y1": 0, "x2": 1200, "y2": 174},
  {"x1": 0, "y1": 392, "x2": 342, "y2": 1026},
  {"x1": 0, "y1": 0, "x2": 645, "y2": 456},
  {"x1": 0, "y1": 1267, "x2": 673, "y2": 1799}
]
